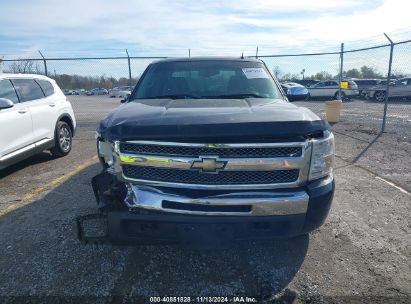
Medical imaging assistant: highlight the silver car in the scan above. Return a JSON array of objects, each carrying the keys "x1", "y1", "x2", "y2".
[
  {"x1": 366, "y1": 78, "x2": 411, "y2": 102},
  {"x1": 109, "y1": 86, "x2": 132, "y2": 98},
  {"x1": 88, "y1": 88, "x2": 108, "y2": 95},
  {"x1": 307, "y1": 80, "x2": 359, "y2": 100}
]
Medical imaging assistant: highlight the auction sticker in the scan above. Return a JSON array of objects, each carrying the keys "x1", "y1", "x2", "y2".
[
  {"x1": 242, "y1": 68, "x2": 269, "y2": 79},
  {"x1": 340, "y1": 81, "x2": 349, "y2": 89}
]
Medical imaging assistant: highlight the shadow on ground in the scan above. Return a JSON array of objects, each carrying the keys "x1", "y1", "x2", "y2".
[
  {"x1": 0, "y1": 164, "x2": 308, "y2": 302},
  {"x1": 0, "y1": 152, "x2": 55, "y2": 179}
]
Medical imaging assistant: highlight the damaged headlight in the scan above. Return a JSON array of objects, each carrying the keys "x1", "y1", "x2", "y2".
[
  {"x1": 96, "y1": 132, "x2": 115, "y2": 167},
  {"x1": 309, "y1": 131, "x2": 334, "y2": 181}
]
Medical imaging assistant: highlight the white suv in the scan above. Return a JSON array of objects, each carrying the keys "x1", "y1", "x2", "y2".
[{"x1": 0, "y1": 74, "x2": 76, "y2": 170}]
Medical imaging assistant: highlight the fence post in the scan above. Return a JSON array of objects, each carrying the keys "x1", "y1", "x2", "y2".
[
  {"x1": 381, "y1": 33, "x2": 394, "y2": 133},
  {"x1": 338, "y1": 43, "x2": 344, "y2": 100},
  {"x1": 38, "y1": 50, "x2": 48, "y2": 76},
  {"x1": 125, "y1": 49, "x2": 132, "y2": 86}
]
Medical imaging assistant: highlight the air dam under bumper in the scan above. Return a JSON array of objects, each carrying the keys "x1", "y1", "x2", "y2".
[{"x1": 106, "y1": 175, "x2": 334, "y2": 247}]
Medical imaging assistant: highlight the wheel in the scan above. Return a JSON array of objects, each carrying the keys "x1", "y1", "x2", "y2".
[
  {"x1": 374, "y1": 91, "x2": 386, "y2": 102},
  {"x1": 51, "y1": 121, "x2": 72, "y2": 157},
  {"x1": 334, "y1": 91, "x2": 346, "y2": 100},
  {"x1": 306, "y1": 93, "x2": 311, "y2": 100}
]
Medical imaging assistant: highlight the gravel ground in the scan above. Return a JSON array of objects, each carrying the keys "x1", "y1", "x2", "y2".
[{"x1": 0, "y1": 96, "x2": 410, "y2": 303}]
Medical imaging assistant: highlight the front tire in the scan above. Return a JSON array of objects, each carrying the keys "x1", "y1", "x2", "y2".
[
  {"x1": 334, "y1": 91, "x2": 346, "y2": 101},
  {"x1": 374, "y1": 91, "x2": 386, "y2": 102},
  {"x1": 51, "y1": 121, "x2": 72, "y2": 157}
]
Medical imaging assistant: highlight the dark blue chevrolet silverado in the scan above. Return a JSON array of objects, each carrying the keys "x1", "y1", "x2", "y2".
[{"x1": 78, "y1": 57, "x2": 335, "y2": 248}]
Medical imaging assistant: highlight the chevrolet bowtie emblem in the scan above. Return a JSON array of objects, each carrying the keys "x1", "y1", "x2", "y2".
[{"x1": 191, "y1": 157, "x2": 227, "y2": 173}]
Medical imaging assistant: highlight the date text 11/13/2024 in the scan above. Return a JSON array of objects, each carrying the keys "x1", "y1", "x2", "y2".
[{"x1": 149, "y1": 296, "x2": 257, "y2": 303}]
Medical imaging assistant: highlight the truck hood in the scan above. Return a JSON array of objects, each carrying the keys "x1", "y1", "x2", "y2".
[{"x1": 97, "y1": 98, "x2": 330, "y2": 142}]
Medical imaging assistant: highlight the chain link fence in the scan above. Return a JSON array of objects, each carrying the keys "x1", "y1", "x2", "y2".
[{"x1": 1, "y1": 40, "x2": 410, "y2": 142}]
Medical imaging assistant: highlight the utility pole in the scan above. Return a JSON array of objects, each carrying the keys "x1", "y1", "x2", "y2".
[
  {"x1": 338, "y1": 43, "x2": 344, "y2": 100},
  {"x1": 125, "y1": 49, "x2": 132, "y2": 86},
  {"x1": 38, "y1": 50, "x2": 48, "y2": 76},
  {"x1": 381, "y1": 33, "x2": 394, "y2": 133}
]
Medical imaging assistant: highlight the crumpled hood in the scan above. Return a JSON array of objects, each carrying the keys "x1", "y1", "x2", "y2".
[{"x1": 97, "y1": 98, "x2": 329, "y2": 142}]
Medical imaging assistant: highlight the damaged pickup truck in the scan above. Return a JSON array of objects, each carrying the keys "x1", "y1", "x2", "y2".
[{"x1": 78, "y1": 57, "x2": 335, "y2": 248}]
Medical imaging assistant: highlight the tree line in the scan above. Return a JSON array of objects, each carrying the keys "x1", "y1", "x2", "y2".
[
  {"x1": 273, "y1": 65, "x2": 407, "y2": 82},
  {"x1": 2, "y1": 59, "x2": 407, "y2": 89},
  {"x1": 1, "y1": 59, "x2": 139, "y2": 89}
]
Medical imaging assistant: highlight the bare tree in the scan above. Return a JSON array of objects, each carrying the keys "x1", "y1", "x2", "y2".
[
  {"x1": 273, "y1": 66, "x2": 283, "y2": 79},
  {"x1": 7, "y1": 59, "x2": 42, "y2": 74}
]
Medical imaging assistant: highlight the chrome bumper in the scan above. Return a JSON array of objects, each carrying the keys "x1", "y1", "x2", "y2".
[{"x1": 125, "y1": 185, "x2": 309, "y2": 216}]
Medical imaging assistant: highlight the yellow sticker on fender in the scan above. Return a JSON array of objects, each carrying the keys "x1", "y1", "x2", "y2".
[{"x1": 340, "y1": 81, "x2": 349, "y2": 89}]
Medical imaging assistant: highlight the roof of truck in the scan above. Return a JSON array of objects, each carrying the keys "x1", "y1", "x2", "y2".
[{"x1": 151, "y1": 56, "x2": 264, "y2": 64}]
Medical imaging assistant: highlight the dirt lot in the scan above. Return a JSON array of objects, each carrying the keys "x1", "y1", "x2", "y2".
[{"x1": 0, "y1": 96, "x2": 410, "y2": 303}]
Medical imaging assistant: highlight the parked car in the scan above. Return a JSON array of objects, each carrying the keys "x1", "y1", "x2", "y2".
[
  {"x1": 350, "y1": 79, "x2": 382, "y2": 98},
  {"x1": 281, "y1": 82, "x2": 309, "y2": 101},
  {"x1": 294, "y1": 79, "x2": 320, "y2": 87},
  {"x1": 73, "y1": 89, "x2": 87, "y2": 95},
  {"x1": 366, "y1": 77, "x2": 411, "y2": 102},
  {"x1": 87, "y1": 88, "x2": 108, "y2": 95},
  {"x1": 0, "y1": 74, "x2": 76, "y2": 169},
  {"x1": 63, "y1": 89, "x2": 75, "y2": 95},
  {"x1": 307, "y1": 80, "x2": 359, "y2": 100},
  {"x1": 77, "y1": 57, "x2": 335, "y2": 248},
  {"x1": 109, "y1": 86, "x2": 133, "y2": 98}
]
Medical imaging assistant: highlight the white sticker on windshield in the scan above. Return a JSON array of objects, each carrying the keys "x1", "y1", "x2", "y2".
[{"x1": 242, "y1": 68, "x2": 270, "y2": 79}]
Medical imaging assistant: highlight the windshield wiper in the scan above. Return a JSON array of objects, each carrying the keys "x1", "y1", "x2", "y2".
[
  {"x1": 140, "y1": 94, "x2": 201, "y2": 99},
  {"x1": 203, "y1": 94, "x2": 266, "y2": 99}
]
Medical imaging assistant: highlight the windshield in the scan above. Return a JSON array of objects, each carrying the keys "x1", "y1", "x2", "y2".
[{"x1": 131, "y1": 60, "x2": 282, "y2": 100}]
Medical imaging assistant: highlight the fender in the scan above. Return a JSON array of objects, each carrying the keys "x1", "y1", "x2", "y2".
[{"x1": 56, "y1": 113, "x2": 76, "y2": 137}]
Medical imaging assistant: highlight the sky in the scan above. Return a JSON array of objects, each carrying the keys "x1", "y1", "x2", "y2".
[{"x1": 1, "y1": 0, "x2": 410, "y2": 77}]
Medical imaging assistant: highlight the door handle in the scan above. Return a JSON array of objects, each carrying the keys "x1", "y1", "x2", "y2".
[
  {"x1": 49, "y1": 103, "x2": 56, "y2": 107},
  {"x1": 18, "y1": 108, "x2": 28, "y2": 114}
]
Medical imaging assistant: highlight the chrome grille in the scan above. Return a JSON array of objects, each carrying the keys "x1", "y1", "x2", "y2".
[
  {"x1": 119, "y1": 143, "x2": 302, "y2": 158},
  {"x1": 122, "y1": 165, "x2": 299, "y2": 185}
]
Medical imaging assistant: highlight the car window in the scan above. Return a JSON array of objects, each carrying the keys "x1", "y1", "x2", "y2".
[
  {"x1": 36, "y1": 79, "x2": 55, "y2": 97},
  {"x1": 11, "y1": 79, "x2": 45, "y2": 102},
  {"x1": 132, "y1": 60, "x2": 282, "y2": 100},
  {"x1": 0, "y1": 79, "x2": 20, "y2": 104}
]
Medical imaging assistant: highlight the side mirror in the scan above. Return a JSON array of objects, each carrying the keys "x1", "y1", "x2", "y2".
[
  {"x1": 120, "y1": 94, "x2": 130, "y2": 103},
  {"x1": 0, "y1": 98, "x2": 14, "y2": 110}
]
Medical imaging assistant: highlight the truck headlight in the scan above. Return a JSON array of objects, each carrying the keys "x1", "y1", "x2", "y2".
[
  {"x1": 97, "y1": 139, "x2": 115, "y2": 167},
  {"x1": 309, "y1": 132, "x2": 334, "y2": 181}
]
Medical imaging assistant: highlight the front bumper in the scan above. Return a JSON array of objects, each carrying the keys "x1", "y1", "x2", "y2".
[{"x1": 92, "y1": 175, "x2": 334, "y2": 247}]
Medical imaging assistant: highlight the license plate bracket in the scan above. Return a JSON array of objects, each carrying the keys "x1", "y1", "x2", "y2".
[{"x1": 177, "y1": 223, "x2": 234, "y2": 249}]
